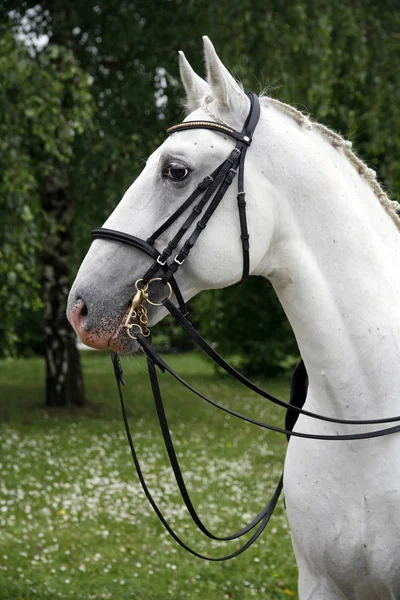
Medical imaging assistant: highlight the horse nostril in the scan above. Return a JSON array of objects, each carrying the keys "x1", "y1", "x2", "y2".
[
  {"x1": 76, "y1": 298, "x2": 88, "y2": 323},
  {"x1": 68, "y1": 297, "x2": 89, "y2": 333}
]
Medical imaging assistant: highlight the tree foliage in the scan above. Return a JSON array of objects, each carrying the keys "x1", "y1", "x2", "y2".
[
  {"x1": 194, "y1": 278, "x2": 299, "y2": 376},
  {"x1": 3, "y1": 1, "x2": 400, "y2": 373},
  {"x1": 0, "y1": 29, "x2": 93, "y2": 355}
]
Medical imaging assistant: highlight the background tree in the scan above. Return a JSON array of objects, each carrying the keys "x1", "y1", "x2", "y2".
[
  {"x1": 0, "y1": 27, "x2": 93, "y2": 404},
  {"x1": 3, "y1": 0, "x2": 400, "y2": 379}
]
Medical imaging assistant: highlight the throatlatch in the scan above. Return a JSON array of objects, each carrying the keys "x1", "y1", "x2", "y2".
[{"x1": 91, "y1": 92, "x2": 400, "y2": 561}]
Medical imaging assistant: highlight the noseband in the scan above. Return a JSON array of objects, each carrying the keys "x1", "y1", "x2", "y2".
[{"x1": 91, "y1": 93, "x2": 400, "y2": 561}]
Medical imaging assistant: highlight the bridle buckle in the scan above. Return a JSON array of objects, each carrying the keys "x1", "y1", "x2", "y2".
[
  {"x1": 174, "y1": 255, "x2": 185, "y2": 265},
  {"x1": 157, "y1": 255, "x2": 167, "y2": 266}
]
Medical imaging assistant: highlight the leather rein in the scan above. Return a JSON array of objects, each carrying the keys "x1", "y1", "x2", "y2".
[{"x1": 91, "y1": 93, "x2": 400, "y2": 560}]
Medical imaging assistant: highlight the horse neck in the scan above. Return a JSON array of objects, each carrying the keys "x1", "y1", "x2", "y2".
[{"x1": 256, "y1": 107, "x2": 400, "y2": 418}]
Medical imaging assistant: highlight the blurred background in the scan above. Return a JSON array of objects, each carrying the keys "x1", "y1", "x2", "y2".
[{"x1": 1, "y1": 2, "x2": 400, "y2": 599}]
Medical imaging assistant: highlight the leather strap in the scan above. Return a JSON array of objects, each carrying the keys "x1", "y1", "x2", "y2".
[
  {"x1": 92, "y1": 93, "x2": 261, "y2": 307},
  {"x1": 161, "y1": 149, "x2": 241, "y2": 284},
  {"x1": 286, "y1": 359, "x2": 308, "y2": 438},
  {"x1": 146, "y1": 352, "x2": 278, "y2": 540},
  {"x1": 136, "y1": 334, "x2": 400, "y2": 441},
  {"x1": 237, "y1": 93, "x2": 260, "y2": 281},
  {"x1": 112, "y1": 353, "x2": 283, "y2": 561},
  {"x1": 146, "y1": 168, "x2": 220, "y2": 245},
  {"x1": 91, "y1": 228, "x2": 188, "y2": 315},
  {"x1": 163, "y1": 299, "x2": 400, "y2": 428},
  {"x1": 142, "y1": 149, "x2": 241, "y2": 285},
  {"x1": 141, "y1": 92, "x2": 260, "y2": 286},
  {"x1": 167, "y1": 121, "x2": 252, "y2": 145}
]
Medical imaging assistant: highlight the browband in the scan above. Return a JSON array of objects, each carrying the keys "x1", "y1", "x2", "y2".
[{"x1": 167, "y1": 120, "x2": 253, "y2": 145}]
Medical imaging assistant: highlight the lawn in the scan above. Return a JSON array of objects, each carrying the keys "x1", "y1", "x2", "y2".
[{"x1": 0, "y1": 351, "x2": 298, "y2": 599}]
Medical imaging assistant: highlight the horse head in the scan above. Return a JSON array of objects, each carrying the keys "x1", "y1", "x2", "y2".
[{"x1": 67, "y1": 38, "x2": 275, "y2": 353}]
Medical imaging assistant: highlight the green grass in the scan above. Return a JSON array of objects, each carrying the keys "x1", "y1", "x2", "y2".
[{"x1": 0, "y1": 351, "x2": 298, "y2": 599}]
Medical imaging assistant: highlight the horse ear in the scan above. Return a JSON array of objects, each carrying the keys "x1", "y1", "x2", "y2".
[
  {"x1": 202, "y1": 36, "x2": 248, "y2": 113},
  {"x1": 179, "y1": 51, "x2": 209, "y2": 111}
]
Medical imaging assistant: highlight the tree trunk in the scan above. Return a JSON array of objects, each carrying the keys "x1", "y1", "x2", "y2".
[{"x1": 43, "y1": 185, "x2": 85, "y2": 407}]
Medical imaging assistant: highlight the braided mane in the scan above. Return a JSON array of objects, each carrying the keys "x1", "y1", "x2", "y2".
[
  {"x1": 262, "y1": 96, "x2": 400, "y2": 231},
  {"x1": 200, "y1": 92, "x2": 400, "y2": 231}
]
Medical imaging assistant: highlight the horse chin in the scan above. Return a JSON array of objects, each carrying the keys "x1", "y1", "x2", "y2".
[
  {"x1": 73, "y1": 307, "x2": 141, "y2": 355},
  {"x1": 107, "y1": 317, "x2": 141, "y2": 355}
]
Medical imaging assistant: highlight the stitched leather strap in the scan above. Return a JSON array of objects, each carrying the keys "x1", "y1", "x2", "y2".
[
  {"x1": 141, "y1": 92, "x2": 261, "y2": 286},
  {"x1": 112, "y1": 353, "x2": 283, "y2": 561},
  {"x1": 163, "y1": 299, "x2": 400, "y2": 428},
  {"x1": 136, "y1": 335, "x2": 400, "y2": 441},
  {"x1": 161, "y1": 150, "x2": 242, "y2": 283},
  {"x1": 167, "y1": 121, "x2": 252, "y2": 145},
  {"x1": 111, "y1": 317, "x2": 400, "y2": 565},
  {"x1": 142, "y1": 149, "x2": 241, "y2": 285},
  {"x1": 92, "y1": 93, "x2": 261, "y2": 309},
  {"x1": 91, "y1": 228, "x2": 188, "y2": 315},
  {"x1": 146, "y1": 167, "x2": 220, "y2": 245},
  {"x1": 146, "y1": 352, "x2": 277, "y2": 540}
]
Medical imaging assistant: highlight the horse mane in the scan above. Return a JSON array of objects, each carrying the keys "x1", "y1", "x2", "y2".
[
  {"x1": 200, "y1": 92, "x2": 400, "y2": 231},
  {"x1": 261, "y1": 96, "x2": 400, "y2": 232}
]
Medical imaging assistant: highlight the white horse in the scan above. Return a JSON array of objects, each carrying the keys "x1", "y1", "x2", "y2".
[{"x1": 67, "y1": 37, "x2": 400, "y2": 599}]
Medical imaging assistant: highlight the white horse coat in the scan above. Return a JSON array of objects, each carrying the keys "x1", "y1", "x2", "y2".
[{"x1": 68, "y1": 37, "x2": 400, "y2": 599}]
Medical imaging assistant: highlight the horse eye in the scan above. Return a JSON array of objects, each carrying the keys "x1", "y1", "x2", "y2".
[{"x1": 163, "y1": 162, "x2": 190, "y2": 181}]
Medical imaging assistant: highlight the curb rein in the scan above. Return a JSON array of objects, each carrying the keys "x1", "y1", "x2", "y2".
[{"x1": 91, "y1": 93, "x2": 400, "y2": 561}]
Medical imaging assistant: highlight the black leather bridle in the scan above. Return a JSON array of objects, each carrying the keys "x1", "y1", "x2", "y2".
[
  {"x1": 93, "y1": 92, "x2": 261, "y2": 313},
  {"x1": 91, "y1": 93, "x2": 400, "y2": 560}
]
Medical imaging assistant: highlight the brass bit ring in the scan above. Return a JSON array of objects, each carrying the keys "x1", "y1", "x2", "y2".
[{"x1": 146, "y1": 278, "x2": 173, "y2": 306}]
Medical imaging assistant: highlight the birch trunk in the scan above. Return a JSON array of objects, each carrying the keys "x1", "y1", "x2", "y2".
[{"x1": 43, "y1": 185, "x2": 85, "y2": 407}]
